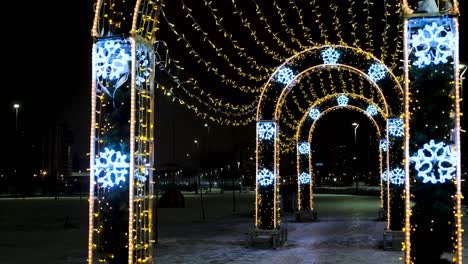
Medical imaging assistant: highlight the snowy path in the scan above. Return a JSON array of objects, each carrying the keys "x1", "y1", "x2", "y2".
[{"x1": 1, "y1": 193, "x2": 467, "y2": 263}]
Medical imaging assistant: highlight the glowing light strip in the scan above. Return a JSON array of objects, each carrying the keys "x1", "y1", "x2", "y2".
[
  {"x1": 131, "y1": 0, "x2": 143, "y2": 35},
  {"x1": 454, "y1": 17, "x2": 462, "y2": 264},
  {"x1": 256, "y1": 45, "x2": 403, "y2": 121},
  {"x1": 88, "y1": 42, "x2": 97, "y2": 264},
  {"x1": 274, "y1": 122, "x2": 278, "y2": 229},
  {"x1": 403, "y1": 19, "x2": 411, "y2": 264},
  {"x1": 129, "y1": 38, "x2": 136, "y2": 264},
  {"x1": 92, "y1": 0, "x2": 104, "y2": 37},
  {"x1": 386, "y1": 123, "x2": 391, "y2": 230}
]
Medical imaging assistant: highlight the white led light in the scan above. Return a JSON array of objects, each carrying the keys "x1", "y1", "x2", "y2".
[
  {"x1": 257, "y1": 122, "x2": 276, "y2": 140},
  {"x1": 366, "y1": 104, "x2": 378, "y2": 116},
  {"x1": 94, "y1": 148, "x2": 130, "y2": 188},
  {"x1": 368, "y1": 63, "x2": 386, "y2": 82},
  {"x1": 337, "y1": 94, "x2": 349, "y2": 106},
  {"x1": 257, "y1": 168, "x2": 275, "y2": 186},
  {"x1": 276, "y1": 67, "x2": 295, "y2": 86},
  {"x1": 309, "y1": 108, "x2": 321, "y2": 120},
  {"x1": 321, "y1": 47, "x2": 341, "y2": 65},
  {"x1": 298, "y1": 172, "x2": 311, "y2": 184},
  {"x1": 410, "y1": 140, "x2": 457, "y2": 184},
  {"x1": 297, "y1": 142, "x2": 310, "y2": 155}
]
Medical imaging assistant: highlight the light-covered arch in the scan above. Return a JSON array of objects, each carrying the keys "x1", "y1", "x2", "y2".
[
  {"x1": 255, "y1": 45, "x2": 403, "y2": 231},
  {"x1": 296, "y1": 97, "x2": 386, "y2": 221}
]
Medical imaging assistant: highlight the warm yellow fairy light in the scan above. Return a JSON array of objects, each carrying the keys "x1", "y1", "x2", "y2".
[
  {"x1": 88, "y1": 42, "x2": 98, "y2": 264},
  {"x1": 453, "y1": 17, "x2": 462, "y2": 264},
  {"x1": 402, "y1": 19, "x2": 411, "y2": 264}
]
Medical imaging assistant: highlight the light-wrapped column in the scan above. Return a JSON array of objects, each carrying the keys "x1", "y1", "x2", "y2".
[
  {"x1": 404, "y1": 15, "x2": 461, "y2": 263},
  {"x1": 296, "y1": 141, "x2": 312, "y2": 211},
  {"x1": 256, "y1": 121, "x2": 279, "y2": 229},
  {"x1": 89, "y1": 37, "x2": 154, "y2": 264},
  {"x1": 380, "y1": 138, "x2": 388, "y2": 217},
  {"x1": 387, "y1": 118, "x2": 405, "y2": 231}
]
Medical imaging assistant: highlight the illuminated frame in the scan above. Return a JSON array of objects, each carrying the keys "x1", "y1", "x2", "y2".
[
  {"x1": 295, "y1": 94, "x2": 387, "y2": 214},
  {"x1": 89, "y1": 1, "x2": 161, "y2": 264},
  {"x1": 256, "y1": 45, "x2": 403, "y2": 231},
  {"x1": 402, "y1": 10, "x2": 462, "y2": 263}
]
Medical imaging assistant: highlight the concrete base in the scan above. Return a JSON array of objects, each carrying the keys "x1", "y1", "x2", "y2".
[
  {"x1": 246, "y1": 228, "x2": 288, "y2": 249},
  {"x1": 383, "y1": 229, "x2": 404, "y2": 251},
  {"x1": 295, "y1": 209, "x2": 318, "y2": 222},
  {"x1": 377, "y1": 208, "x2": 386, "y2": 221}
]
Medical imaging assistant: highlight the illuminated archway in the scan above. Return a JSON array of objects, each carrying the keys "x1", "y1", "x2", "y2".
[
  {"x1": 295, "y1": 94, "x2": 386, "y2": 219},
  {"x1": 89, "y1": 1, "x2": 162, "y2": 263},
  {"x1": 255, "y1": 45, "x2": 403, "y2": 230}
]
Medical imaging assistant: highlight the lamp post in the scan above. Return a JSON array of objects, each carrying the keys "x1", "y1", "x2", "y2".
[
  {"x1": 352, "y1": 122, "x2": 359, "y2": 193},
  {"x1": 13, "y1": 103, "x2": 20, "y2": 131}
]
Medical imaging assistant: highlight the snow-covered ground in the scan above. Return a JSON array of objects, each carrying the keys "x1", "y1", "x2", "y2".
[{"x1": 0, "y1": 192, "x2": 466, "y2": 263}]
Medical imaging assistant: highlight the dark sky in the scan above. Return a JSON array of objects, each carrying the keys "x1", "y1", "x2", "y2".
[{"x1": 1, "y1": 1, "x2": 467, "y2": 170}]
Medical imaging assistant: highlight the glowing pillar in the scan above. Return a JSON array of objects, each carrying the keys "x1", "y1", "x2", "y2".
[
  {"x1": 296, "y1": 141, "x2": 312, "y2": 211},
  {"x1": 403, "y1": 12, "x2": 462, "y2": 263},
  {"x1": 89, "y1": 37, "x2": 155, "y2": 264},
  {"x1": 256, "y1": 121, "x2": 279, "y2": 229}
]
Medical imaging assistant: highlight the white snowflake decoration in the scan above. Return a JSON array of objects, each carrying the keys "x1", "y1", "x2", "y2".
[
  {"x1": 366, "y1": 104, "x2": 378, "y2": 117},
  {"x1": 410, "y1": 140, "x2": 457, "y2": 184},
  {"x1": 298, "y1": 172, "x2": 311, "y2": 184},
  {"x1": 257, "y1": 168, "x2": 275, "y2": 186},
  {"x1": 309, "y1": 108, "x2": 321, "y2": 120},
  {"x1": 134, "y1": 165, "x2": 150, "y2": 183},
  {"x1": 380, "y1": 139, "x2": 387, "y2": 152},
  {"x1": 321, "y1": 47, "x2": 341, "y2": 65},
  {"x1": 368, "y1": 63, "x2": 386, "y2": 82},
  {"x1": 297, "y1": 142, "x2": 310, "y2": 155},
  {"x1": 409, "y1": 21, "x2": 455, "y2": 68},
  {"x1": 257, "y1": 122, "x2": 276, "y2": 140},
  {"x1": 276, "y1": 67, "x2": 295, "y2": 86},
  {"x1": 387, "y1": 118, "x2": 404, "y2": 137},
  {"x1": 390, "y1": 167, "x2": 405, "y2": 185},
  {"x1": 337, "y1": 94, "x2": 349, "y2": 106},
  {"x1": 95, "y1": 40, "x2": 131, "y2": 82},
  {"x1": 382, "y1": 170, "x2": 389, "y2": 182},
  {"x1": 94, "y1": 148, "x2": 130, "y2": 188},
  {"x1": 135, "y1": 46, "x2": 152, "y2": 86}
]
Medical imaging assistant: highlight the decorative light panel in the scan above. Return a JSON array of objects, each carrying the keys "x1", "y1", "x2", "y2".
[
  {"x1": 321, "y1": 47, "x2": 341, "y2": 65},
  {"x1": 410, "y1": 140, "x2": 457, "y2": 184},
  {"x1": 309, "y1": 108, "x2": 321, "y2": 120},
  {"x1": 257, "y1": 122, "x2": 276, "y2": 140},
  {"x1": 276, "y1": 67, "x2": 295, "y2": 86},
  {"x1": 297, "y1": 142, "x2": 310, "y2": 155},
  {"x1": 336, "y1": 94, "x2": 349, "y2": 106},
  {"x1": 94, "y1": 148, "x2": 130, "y2": 188},
  {"x1": 368, "y1": 63, "x2": 386, "y2": 82}
]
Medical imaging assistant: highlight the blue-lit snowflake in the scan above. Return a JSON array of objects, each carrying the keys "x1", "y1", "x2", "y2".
[
  {"x1": 337, "y1": 94, "x2": 349, "y2": 106},
  {"x1": 297, "y1": 142, "x2": 310, "y2": 155},
  {"x1": 257, "y1": 122, "x2": 276, "y2": 140},
  {"x1": 95, "y1": 39, "x2": 131, "y2": 82},
  {"x1": 410, "y1": 140, "x2": 457, "y2": 184},
  {"x1": 366, "y1": 104, "x2": 378, "y2": 117},
  {"x1": 321, "y1": 47, "x2": 340, "y2": 65},
  {"x1": 94, "y1": 148, "x2": 130, "y2": 188},
  {"x1": 380, "y1": 139, "x2": 388, "y2": 152},
  {"x1": 276, "y1": 67, "x2": 295, "y2": 86},
  {"x1": 368, "y1": 63, "x2": 386, "y2": 82},
  {"x1": 409, "y1": 21, "x2": 455, "y2": 68},
  {"x1": 382, "y1": 170, "x2": 389, "y2": 182},
  {"x1": 257, "y1": 168, "x2": 275, "y2": 186},
  {"x1": 387, "y1": 118, "x2": 404, "y2": 137},
  {"x1": 135, "y1": 46, "x2": 152, "y2": 86},
  {"x1": 134, "y1": 166, "x2": 149, "y2": 183},
  {"x1": 298, "y1": 172, "x2": 311, "y2": 184},
  {"x1": 309, "y1": 108, "x2": 321, "y2": 120},
  {"x1": 390, "y1": 167, "x2": 405, "y2": 185}
]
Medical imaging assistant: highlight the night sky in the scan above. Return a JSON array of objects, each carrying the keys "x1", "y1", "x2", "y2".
[{"x1": 1, "y1": 1, "x2": 467, "y2": 172}]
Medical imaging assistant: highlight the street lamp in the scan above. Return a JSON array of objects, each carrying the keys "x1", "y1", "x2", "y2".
[
  {"x1": 13, "y1": 103, "x2": 20, "y2": 131},
  {"x1": 351, "y1": 122, "x2": 359, "y2": 193},
  {"x1": 352, "y1": 122, "x2": 359, "y2": 144}
]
